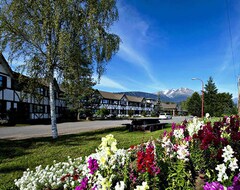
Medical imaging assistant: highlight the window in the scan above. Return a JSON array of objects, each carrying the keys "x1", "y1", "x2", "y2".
[
  {"x1": 113, "y1": 100, "x2": 118, "y2": 105},
  {"x1": 102, "y1": 99, "x2": 108, "y2": 104},
  {"x1": 0, "y1": 75, "x2": 7, "y2": 89},
  {"x1": 120, "y1": 100, "x2": 127, "y2": 105},
  {"x1": 33, "y1": 105, "x2": 44, "y2": 113}
]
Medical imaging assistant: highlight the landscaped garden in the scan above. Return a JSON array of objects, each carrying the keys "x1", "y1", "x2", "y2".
[
  {"x1": 2, "y1": 115, "x2": 240, "y2": 189},
  {"x1": 0, "y1": 126, "x2": 170, "y2": 190}
]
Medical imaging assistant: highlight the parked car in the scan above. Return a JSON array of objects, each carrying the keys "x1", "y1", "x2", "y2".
[{"x1": 159, "y1": 113, "x2": 172, "y2": 120}]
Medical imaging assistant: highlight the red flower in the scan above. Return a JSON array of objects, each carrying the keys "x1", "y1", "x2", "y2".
[{"x1": 137, "y1": 142, "x2": 160, "y2": 176}]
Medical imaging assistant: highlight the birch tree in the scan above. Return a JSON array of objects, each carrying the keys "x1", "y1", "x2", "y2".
[{"x1": 0, "y1": 0, "x2": 120, "y2": 139}]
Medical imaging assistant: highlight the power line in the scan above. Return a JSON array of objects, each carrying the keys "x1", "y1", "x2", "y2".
[{"x1": 225, "y1": 0, "x2": 238, "y2": 78}]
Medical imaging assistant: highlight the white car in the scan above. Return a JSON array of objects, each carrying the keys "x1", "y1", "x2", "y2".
[{"x1": 159, "y1": 113, "x2": 172, "y2": 120}]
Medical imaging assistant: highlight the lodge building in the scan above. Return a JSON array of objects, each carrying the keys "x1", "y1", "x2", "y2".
[
  {"x1": 98, "y1": 90, "x2": 156, "y2": 116},
  {"x1": 0, "y1": 54, "x2": 66, "y2": 122},
  {"x1": 97, "y1": 91, "x2": 178, "y2": 116},
  {"x1": 0, "y1": 53, "x2": 179, "y2": 123}
]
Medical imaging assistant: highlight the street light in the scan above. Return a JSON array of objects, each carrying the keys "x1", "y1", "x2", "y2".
[{"x1": 192, "y1": 78, "x2": 204, "y2": 118}]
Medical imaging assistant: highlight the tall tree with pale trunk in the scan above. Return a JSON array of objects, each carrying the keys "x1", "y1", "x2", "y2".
[{"x1": 0, "y1": 0, "x2": 120, "y2": 139}]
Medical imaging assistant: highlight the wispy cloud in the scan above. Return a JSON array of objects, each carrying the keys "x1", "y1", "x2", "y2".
[
  {"x1": 220, "y1": 34, "x2": 240, "y2": 75},
  {"x1": 112, "y1": 2, "x2": 163, "y2": 85},
  {"x1": 94, "y1": 75, "x2": 129, "y2": 91}
]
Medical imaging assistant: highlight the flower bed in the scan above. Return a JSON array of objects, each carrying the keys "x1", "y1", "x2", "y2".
[{"x1": 15, "y1": 115, "x2": 240, "y2": 189}]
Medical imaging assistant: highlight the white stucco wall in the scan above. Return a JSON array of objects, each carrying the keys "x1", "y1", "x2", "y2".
[{"x1": 4, "y1": 89, "x2": 13, "y2": 101}]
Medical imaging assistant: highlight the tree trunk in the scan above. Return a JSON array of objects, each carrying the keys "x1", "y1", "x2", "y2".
[{"x1": 49, "y1": 74, "x2": 58, "y2": 139}]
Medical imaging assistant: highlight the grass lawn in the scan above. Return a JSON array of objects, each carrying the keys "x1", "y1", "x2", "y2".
[{"x1": 0, "y1": 125, "x2": 171, "y2": 190}]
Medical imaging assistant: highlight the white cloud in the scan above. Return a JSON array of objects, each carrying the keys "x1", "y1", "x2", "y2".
[
  {"x1": 220, "y1": 34, "x2": 240, "y2": 74},
  {"x1": 112, "y1": 2, "x2": 161, "y2": 85},
  {"x1": 94, "y1": 75, "x2": 129, "y2": 91}
]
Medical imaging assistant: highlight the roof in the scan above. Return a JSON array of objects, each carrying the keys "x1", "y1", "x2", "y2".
[
  {"x1": 0, "y1": 53, "x2": 14, "y2": 77},
  {"x1": 126, "y1": 95, "x2": 144, "y2": 103},
  {"x1": 98, "y1": 91, "x2": 124, "y2": 100},
  {"x1": 1, "y1": 53, "x2": 62, "y2": 92},
  {"x1": 161, "y1": 102, "x2": 177, "y2": 109}
]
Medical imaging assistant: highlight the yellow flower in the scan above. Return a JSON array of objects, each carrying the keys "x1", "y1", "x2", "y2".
[
  {"x1": 100, "y1": 178, "x2": 112, "y2": 190},
  {"x1": 100, "y1": 156, "x2": 106, "y2": 165},
  {"x1": 111, "y1": 141, "x2": 117, "y2": 152}
]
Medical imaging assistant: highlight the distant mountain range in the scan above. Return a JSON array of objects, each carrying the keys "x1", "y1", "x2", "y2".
[
  {"x1": 160, "y1": 88, "x2": 194, "y2": 102},
  {"x1": 117, "y1": 88, "x2": 239, "y2": 104},
  {"x1": 117, "y1": 87, "x2": 194, "y2": 103}
]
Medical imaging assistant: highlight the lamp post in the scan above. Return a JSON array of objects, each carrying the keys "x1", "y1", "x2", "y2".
[{"x1": 192, "y1": 78, "x2": 204, "y2": 118}]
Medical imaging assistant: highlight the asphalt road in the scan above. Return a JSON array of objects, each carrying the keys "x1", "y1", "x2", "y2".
[{"x1": 0, "y1": 116, "x2": 191, "y2": 140}]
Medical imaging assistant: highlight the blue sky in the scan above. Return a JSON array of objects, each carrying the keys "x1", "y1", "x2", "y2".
[{"x1": 94, "y1": 0, "x2": 240, "y2": 98}]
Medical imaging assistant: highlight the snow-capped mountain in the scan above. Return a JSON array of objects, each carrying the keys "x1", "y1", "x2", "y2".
[
  {"x1": 159, "y1": 88, "x2": 194, "y2": 102},
  {"x1": 117, "y1": 88, "x2": 194, "y2": 103}
]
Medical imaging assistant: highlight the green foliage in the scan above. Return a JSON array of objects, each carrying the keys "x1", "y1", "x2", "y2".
[
  {"x1": 128, "y1": 109, "x2": 134, "y2": 117},
  {"x1": 187, "y1": 92, "x2": 201, "y2": 117},
  {"x1": 204, "y1": 77, "x2": 235, "y2": 117},
  {"x1": 166, "y1": 160, "x2": 193, "y2": 190},
  {"x1": 187, "y1": 77, "x2": 235, "y2": 117},
  {"x1": 181, "y1": 98, "x2": 189, "y2": 111},
  {"x1": 141, "y1": 110, "x2": 147, "y2": 117},
  {"x1": 153, "y1": 92, "x2": 162, "y2": 115},
  {"x1": 95, "y1": 107, "x2": 110, "y2": 118},
  {"x1": 0, "y1": 0, "x2": 120, "y2": 138}
]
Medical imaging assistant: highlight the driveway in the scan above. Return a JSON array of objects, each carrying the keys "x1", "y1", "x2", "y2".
[{"x1": 0, "y1": 116, "x2": 191, "y2": 140}]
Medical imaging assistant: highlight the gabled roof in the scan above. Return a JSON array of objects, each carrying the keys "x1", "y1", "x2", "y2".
[
  {"x1": 126, "y1": 95, "x2": 144, "y2": 103},
  {"x1": 1, "y1": 53, "x2": 62, "y2": 92},
  {"x1": 98, "y1": 90, "x2": 124, "y2": 100},
  {"x1": 0, "y1": 53, "x2": 14, "y2": 77},
  {"x1": 161, "y1": 102, "x2": 177, "y2": 109}
]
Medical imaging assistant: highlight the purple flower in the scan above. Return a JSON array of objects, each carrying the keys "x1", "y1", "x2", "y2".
[
  {"x1": 88, "y1": 157, "x2": 99, "y2": 174},
  {"x1": 203, "y1": 182, "x2": 225, "y2": 190},
  {"x1": 75, "y1": 177, "x2": 88, "y2": 190},
  {"x1": 163, "y1": 130, "x2": 167, "y2": 137},
  {"x1": 171, "y1": 123, "x2": 176, "y2": 130},
  {"x1": 228, "y1": 173, "x2": 240, "y2": 190}
]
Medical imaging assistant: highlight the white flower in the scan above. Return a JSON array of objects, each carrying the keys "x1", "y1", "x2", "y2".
[
  {"x1": 187, "y1": 119, "x2": 203, "y2": 137},
  {"x1": 115, "y1": 181, "x2": 125, "y2": 190},
  {"x1": 176, "y1": 144, "x2": 189, "y2": 162},
  {"x1": 222, "y1": 145, "x2": 234, "y2": 163},
  {"x1": 216, "y1": 163, "x2": 227, "y2": 182},
  {"x1": 173, "y1": 128, "x2": 184, "y2": 139},
  {"x1": 226, "y1": 117, "x2": 230, "y2": 124},
  {"x1": 134, "y1": 182, "x2": 149, "y2": 190},
  {"x1": 229, "y1": 157, "x2": 238, "y2": 171},
  {"x1": 205, "y1": 113, "x2": 210, "y2": 119}
]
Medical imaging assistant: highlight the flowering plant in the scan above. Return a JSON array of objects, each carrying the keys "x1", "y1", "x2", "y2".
[{"x1": 15, "y1": 115, "x2": 240, "y2": 189}]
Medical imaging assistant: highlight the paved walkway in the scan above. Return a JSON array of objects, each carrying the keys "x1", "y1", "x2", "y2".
[{"x1": 0, "y1": 120, "x2": 131, "y2": 140}]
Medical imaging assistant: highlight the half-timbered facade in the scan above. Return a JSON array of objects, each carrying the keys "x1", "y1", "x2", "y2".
[
  {"x1": 98, "y1": 90, "x2": 155, "y2": 116},
  {"x1": 0, "y1": 54, "x2": 66, "y2": 122}
]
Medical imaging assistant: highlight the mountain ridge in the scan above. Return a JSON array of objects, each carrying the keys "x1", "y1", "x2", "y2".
[{"x1": 117, "y1": 87, "x2": 194, "y2": 103}]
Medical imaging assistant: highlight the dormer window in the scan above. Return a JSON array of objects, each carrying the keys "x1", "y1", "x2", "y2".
[{"x1": 0, "y1": 75, "x2": 7, "y2": 89}]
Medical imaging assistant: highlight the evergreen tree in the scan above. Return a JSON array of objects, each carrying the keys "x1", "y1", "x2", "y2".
[
  {"x1": 153, "y1": 92, "x2": 162, "y2": 116},
  {"x1": 187, "y1": 92, "x2": 201, "y2": 117},
  {"x1": 204, "y1": 77, "x2": 218, "y2": 116},
  {"x1": 215, "y1": 92, "x2": 235, "y2": 116},
  {"x1": 0, "y1": 0, "x2": 120, "y2": 138},
  {"x1": 181, "y1": 97, "x2": 190, "y2": 111}
]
